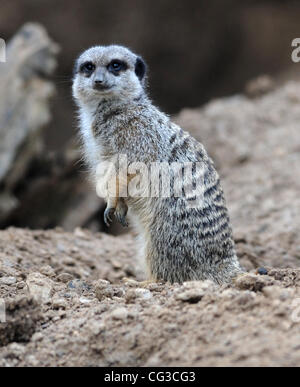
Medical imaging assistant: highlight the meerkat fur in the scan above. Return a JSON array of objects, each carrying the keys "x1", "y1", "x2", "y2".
[{"x1": 73, "y1": 45, "x2": 243, "y2": 284}]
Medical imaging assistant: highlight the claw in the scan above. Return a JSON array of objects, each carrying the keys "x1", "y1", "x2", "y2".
[
  {"x1": 116, "y1": 213, "x2": 129, "y2": 228},
  {"x1": 104, "y1": 207, "x2": 115, "y2": 227},
  {"x1": 115, "y1": 201, "x2": 129, "y2": 228}
]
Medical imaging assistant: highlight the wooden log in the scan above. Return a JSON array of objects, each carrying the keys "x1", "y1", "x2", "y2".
[{"x1": 0, "y1": 23, "x2": 59, "y2": 222}]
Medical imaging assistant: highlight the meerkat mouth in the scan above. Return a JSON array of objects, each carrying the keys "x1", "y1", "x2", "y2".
[{"x1": 93, "y1": 85, "x2": 113, "y2": 92}]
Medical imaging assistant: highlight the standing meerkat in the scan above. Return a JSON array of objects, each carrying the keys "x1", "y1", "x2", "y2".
[{"x1": 73, "y1": 45, "x2": 243, "y2": 284}]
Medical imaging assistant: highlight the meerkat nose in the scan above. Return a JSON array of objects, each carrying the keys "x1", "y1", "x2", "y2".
[
  {"x1": 93, "y1": 68, "x2": 107, "y2": 89},
  {"x1": 94, "y1": 78, "x2": 104, "y2": 87},
  {"x1": 93, "y1": 78, "x2": 109, "y2": 91}
]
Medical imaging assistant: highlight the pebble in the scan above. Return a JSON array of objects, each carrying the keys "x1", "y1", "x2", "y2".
[
  {"x1": 31, "y1": 333, "x2": 44, "y2": 343},
  {"x1": 40, "y1": 265, "x2": 56, "y2": 278},
  {"x1": 110, "y1": 307, "x2": 128, "y2": 321},
  {"x1": 52, "y1": 297, "x2": 68, "y2": 310},
  {"x1": 126, "y1": 288, "x2": 152, "y2": 302},
  {"x1": 94, "y1": 280, "x2": 125, "y2": 301},
  {"x1": 111, "y1": 259, "x2": 122, "y2": 269},
  {"x1": 88, "y1": 321, "x2": 105, "y2": 336},
  {"x1": 135, "y1": 288, "x2": 153, "y2": 299},
  {"x1": 7, "y1": 343, "x2": 26, "y2": 358},
  {"x1": 257, "y1": 267, "x2": 268, "y2": 276},
  {"x1": 176, "y1": 289, "x2": 205, "y2": 303},
  {"x1": 26, "y1": 355, "x2": 39, "y2": 367},
  {"x1": 234, "y1": 273, "x2": 273, "y2": 292},
  {"x1": 176, "y1": 281, "x2": 215, "y2": 303},
  {"x1": 68, "y1": 279, "x2": 91, "y2": 293},
  {"x1": 26, "y1": 272, "x2": 54, "y2": 304},
  {"x1": 79, "y1": 297, "x2": 92, "y2": 304},
  {"x1": 0, "y1": 276, "x2": 17, "y2": 285},
  {"x1": 74, "y1": 228, "x2": 87, "y2": 238},
  {"x1": 57, "y1": 273, "x2": 74, "y2": 283},
  {"x1": 95, "y1": 279, "x2": 111, "y2": 288}
]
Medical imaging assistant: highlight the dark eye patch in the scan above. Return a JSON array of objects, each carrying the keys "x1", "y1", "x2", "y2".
[
  {"x1": 80, "y1": 62, "x2": 96, "y2": 76},
  {"x1": 108, "y1": 59, "x2": 128, "y2": 75}
]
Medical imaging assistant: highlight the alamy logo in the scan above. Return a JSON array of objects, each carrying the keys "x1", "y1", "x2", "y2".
[
  {"x1": 0, "y1": 38, "x2": 6, "y2": 63},
  {"x1": 291, "y1": 38, "x2": 300, "y2": 63},
  {"x1": 291, "y1": 298, "x2": 300, "y2": 323},
  {"x1": 95, "y1": 155, "x2": 206, "y2": 210},
  {"x1": 0, "y1": 299, "x2": 6, "y2": 323}
]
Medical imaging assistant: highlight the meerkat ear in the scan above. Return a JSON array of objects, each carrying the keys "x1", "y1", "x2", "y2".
[{"x1": 135, "y1": 57, "x2": 147, "y2": 81}]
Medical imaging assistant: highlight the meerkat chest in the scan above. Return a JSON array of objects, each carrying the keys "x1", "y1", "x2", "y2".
[{"x1": 80, "y1": 109, "x2": 104, "y2": 170}]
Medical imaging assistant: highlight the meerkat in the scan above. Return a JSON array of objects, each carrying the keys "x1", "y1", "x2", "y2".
[{"x1": 72, "y1": 45, "x2": 243, "y2": 285}]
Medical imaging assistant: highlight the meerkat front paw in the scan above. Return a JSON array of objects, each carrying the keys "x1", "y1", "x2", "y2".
[
  {"x1": 104, "y1": 200, "x2": 128, "y2": 228},
  {"x1": 115, "y1": 200, "x2": 129, "y2": 228},
  {"x1": 104, "y1": 207, "x2": 115, "y2": 227}
]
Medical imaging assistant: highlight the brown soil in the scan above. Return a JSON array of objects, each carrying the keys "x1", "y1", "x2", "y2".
[{"x1": 1, "y1": 82, "x2": 300, "y2": 367}]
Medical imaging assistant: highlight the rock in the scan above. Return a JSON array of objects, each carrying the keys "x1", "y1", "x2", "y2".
[
  {"x1": 26, "y1": 273, "x2": 54, "y2": 304},
  {"x1": 176, "y1": 281, "x2": 216, "y2": 303},
  {"x1": 57, "y1": 273, "x2": 74, "y2": 283},
  {"x1": 31, "y1": 332, "x2": 44, "y2": 343},
  {"x1": 68, "y1": 279, "x2": 91, "y2": 294},
  {"x1": 95, "y1": 281, "x2": 125, "y2": 301},
  {"x1": 110, "y1": 307, "x2": 128, "y2": 321},
  {"x1": 95, "y1": 279, "x2": 111, "y2": 288},
  {"x1": 126, "y1": 288, "x2": 153, "y2": 303},
  {"x1": 134, "y1": 289, "x2": 153, "y2": 300},
  {"x1": 79, "y1": 297, "x2": 92, "y2": 305},
  {"x1": 0, "y1": 277, "x2": 17, "y2": 285},
  {"x1": 234, "y1": 274, "x2": 274, "y2": 292},
  {"x1": 95, "y1": 286, "x2": 114, "y2": 301},
  {"x1": 176, "y1": 289, "x2": 205, "y2": 303},
  {"x1": 40, "y1": 265, "x2": 56, "y2": 278},
  {"x1": 6, "y1": 343, "x2": 26, "y2": 358},
  {"x1": 88, "y1": 321, "x2": 105, "y2": 336},
  {"x1": 52, "y1": 297, "x2": 68, "y2": 310},
  {"x1": 26, "y1": 355, "x2": 39, "y2": 367},
  {"x1": 257, "y1": 267, "x2": 269, "y2": 276}
]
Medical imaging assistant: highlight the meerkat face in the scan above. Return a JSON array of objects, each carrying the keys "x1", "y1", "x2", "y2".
[{"x1": 72, "y1": 45, "x2": 147, "y2": 106}]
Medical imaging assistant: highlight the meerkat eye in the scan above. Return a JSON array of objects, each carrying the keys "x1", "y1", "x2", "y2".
[
  {"x1": 80, "y1": 62, "x2": 95, "y2": 75},
  {"x1": 108, "y1": 60, "x2": 127, "y2": 74}
]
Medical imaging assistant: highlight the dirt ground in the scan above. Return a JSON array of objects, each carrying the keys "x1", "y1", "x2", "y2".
[{"x1": 1, "y1": 81, "x2": 300, "y2": 367}]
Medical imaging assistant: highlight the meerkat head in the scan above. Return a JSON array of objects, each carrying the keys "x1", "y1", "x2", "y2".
[{"x1": 72, "y1": 45, "x2": 147, "y2": 107}]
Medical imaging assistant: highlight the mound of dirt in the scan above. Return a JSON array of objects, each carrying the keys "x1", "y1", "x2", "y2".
[
  {"x1": 0, "y1": 227, "x2": 300, "y2": 366},
  {"x1": 1, "y1": 81, "x2": 300, "y2": 366},
  {"x1": 0, "y1": 297, "x2": 42, "y2": 347}
]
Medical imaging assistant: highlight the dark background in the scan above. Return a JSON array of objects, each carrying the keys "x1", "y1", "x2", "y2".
[{"x1": 1, "y1": 0, "x2": 299, "y2": 150}]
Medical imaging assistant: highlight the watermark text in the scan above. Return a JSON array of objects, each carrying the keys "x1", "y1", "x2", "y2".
[
  {"x1": 95, "y1": 155, "x2": 207, "y2": 209},
  {"x1": 291, "y1": 38, "x2": 300, "y2": 63},
  {"x1": 0, "y1": 299, "x2": 6, "y2": 323},
  {"x1": 0, "y1": 38, "x2": 6, "y2": 63}
]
